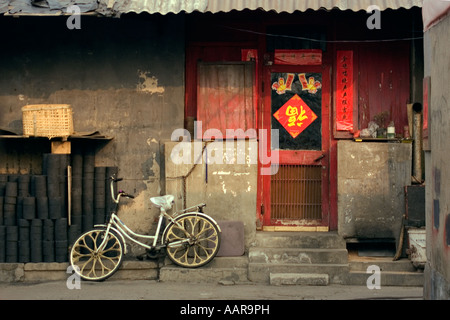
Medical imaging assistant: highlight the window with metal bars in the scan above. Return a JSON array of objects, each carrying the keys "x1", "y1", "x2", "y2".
[{"x1": 270, "y1": 164, "x2": 322, "y2": 221}]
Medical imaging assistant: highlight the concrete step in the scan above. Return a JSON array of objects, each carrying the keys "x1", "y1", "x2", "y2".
[
  {"x1": 162, "y1": 256, "x2": 248, "y2": 269},
  {"x1": 113, "y1": 260, "x2": 159, "y2": 280},
  {"x1": 200, "y1": 256, "x2": 248, "y2": 269},
  {"x1": 159, "y1": 256, "x2": 249, "y2": 284},
  {"x1": 253, "y1": 231, "x2": 346, "y2": 249},
  {"x1": 345, "y1": 257, "x2": 424, "y2": 286},
  {"x1": 345, "y1": 270, "x2": 424, "y2": 287},
  {"x1": 0, "y1": 260, "x2": 160, "y2": 282},
  {"x1": 249, "y1": 232, "x2": 348, "y2": 285},
  {"x1": 270, "y1": 273, "x2": 329, "y2": 286},
  {"x1": 248, "y1": 262, "x2": 349, "y2": 284},
  {"x1": 349, "y1": 258, "x2": 417, "y2": 273},
  {"x1": 249, "y1": 247, "x2": 348, "y2": 265},
  {"x1": 159, "y1": 266, "x2": 249, "y2": 284}
]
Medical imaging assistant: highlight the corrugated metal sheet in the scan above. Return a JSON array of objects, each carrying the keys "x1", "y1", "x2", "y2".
[
  {"x1": 205, "y1": 0, "x2": 422, "y2": 13},
  {"x1": 120, "y1": 0, "x2": 208, "y2": 15},
  {"x1": 118, "y1": 0, "x2": 422, "y2": 15},
  {"x1": 0, "y1": 0, "x2": 422, "y2": 16}
]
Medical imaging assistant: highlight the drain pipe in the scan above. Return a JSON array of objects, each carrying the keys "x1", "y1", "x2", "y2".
[{"x1": 412, "y1": 102, "x2": 423, "y2": 183}]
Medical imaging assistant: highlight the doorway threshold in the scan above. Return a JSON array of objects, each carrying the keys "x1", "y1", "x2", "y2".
[{"x1": 262, "y1": 226, "x2": 329, "y2": 232}]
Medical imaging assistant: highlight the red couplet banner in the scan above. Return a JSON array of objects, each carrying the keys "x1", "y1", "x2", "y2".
[{"x1": 336, "y1": 50, "x2": 353, "y2": 132}]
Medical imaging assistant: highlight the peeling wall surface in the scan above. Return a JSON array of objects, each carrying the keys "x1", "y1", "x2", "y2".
[
  {"x1": 0, "y1": 15, "x2": 185, "y2": 242},
  {"x1": 423, "y1": 11, "x2": 450, "y2": 300},
  {"x1": 165, "y1": 141, "x2": 258, "y2": 249},
  {"x1": 337, "y1": 140, "x2": 412, "y2": 243}
]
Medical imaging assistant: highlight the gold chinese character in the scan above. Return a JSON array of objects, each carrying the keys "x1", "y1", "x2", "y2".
[
  {"x1": 286, "y1": 105, "x2": 308, "y2": 127},
  {"x1": 286, "y1": 106, "x2": 298, "y2": 127}
]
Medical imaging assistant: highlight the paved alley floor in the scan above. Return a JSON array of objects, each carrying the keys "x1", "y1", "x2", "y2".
[
  {"x1": 0, "y1": 281, "x2": 430, "y2": 318},
  {"x1": 0, "y1": 279, "x2": 423, "y2": 300}
]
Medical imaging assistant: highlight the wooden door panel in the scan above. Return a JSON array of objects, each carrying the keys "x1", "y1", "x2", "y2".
[{"x1": 261, "y1": 64, "x2": 330, "y2": 228}]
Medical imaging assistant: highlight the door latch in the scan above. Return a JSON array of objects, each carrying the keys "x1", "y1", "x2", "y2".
[{"x1": 314, "y1": 154, "x2": 325, "y2": 162}]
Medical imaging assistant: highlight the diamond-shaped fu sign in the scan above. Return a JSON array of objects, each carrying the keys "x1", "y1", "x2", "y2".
[{"x1": 273, "y1": 94, "x2": 317, "y2": 138}]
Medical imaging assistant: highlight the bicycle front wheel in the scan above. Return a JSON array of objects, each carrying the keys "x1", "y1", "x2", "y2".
[
  {"x1": 70, "y1": 229, "x2": 124, "y2": 281},
  {"x1": 164, "y1": 214, "x2": 221, "y2": 268}
]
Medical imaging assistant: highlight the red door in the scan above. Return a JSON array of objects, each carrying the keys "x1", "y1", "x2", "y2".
[{"x1": 259, "y1": 64, "x2": 331, "y2": 231}]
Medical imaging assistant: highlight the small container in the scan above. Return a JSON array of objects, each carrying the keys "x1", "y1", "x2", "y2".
[
  {"x1": 387, "y1": 121, "x2": 395, "y2": 139},
  {"x1": 404, "y1": 125, "x2": 410, "y2": 139}
]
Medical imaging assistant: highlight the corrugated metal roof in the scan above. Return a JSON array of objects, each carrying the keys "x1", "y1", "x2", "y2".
[
  {"x1": 204, "y1": 0, "x2": 422, "y2": 13},
  {"x1": 118, "y1": 0, "x2": 422, "y2": 15},
  {"x1": 0, "y1": 0, "x2": 422, "y2": 16},
  {"x1": 121, "y1": 0, "x2": 208, "y2": 15}
]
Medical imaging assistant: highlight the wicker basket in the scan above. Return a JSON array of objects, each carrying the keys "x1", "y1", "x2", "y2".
[{"x1": 22, "y1": 104, "x2": 74, "y2": 138}]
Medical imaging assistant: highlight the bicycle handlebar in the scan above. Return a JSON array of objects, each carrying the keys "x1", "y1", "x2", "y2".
[
  {"x1": 119, "y1": 190, "x2": 135, "y2": 199},
  {"x1": 110, "y1": 176, "x2": 134, "y2": 203}
]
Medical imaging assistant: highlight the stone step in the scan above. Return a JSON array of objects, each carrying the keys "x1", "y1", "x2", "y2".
[
  {"x1": 349, "y1": 258, "x2": 417, "y2": 273},
  {"x1": 345, "y1": 270, "x2": 424, "y2": 287},
  {"x1": 159, "y1": 256, "x2": 249, "y2": 283},
  {"x1": 253, "y1": 231, "x2": 346, "y2": 249},
  {"x1": 162, "y1": 256, "x2": 248, "y2": 269},
  {"x1": 0, "y1": 260, "x2": 160, "y2": 282},
  {"x1": 249, "y1": 247, "x2": 348, "y2": 265},
  {"x1": 114, "y1": 260, "x2": 159, "y2": 280},
  {"x1": 159, "y1": 266, "x2": 249, "y2": 283},
  {"x1": 248, "y1": 262, "x2": 349, "y2": 284},
  {"x1": 193, "y1": 256, "x2": 248, "y2": 269},
  {"x1": 270, "y1": 273, "x2": 329, "y2": 286},
  {"x1": 345, "y1": 257, "x2": 424, "y2": 286}
]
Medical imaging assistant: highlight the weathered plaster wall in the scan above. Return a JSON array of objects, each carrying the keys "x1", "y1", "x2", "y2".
[
  {"x1": 337, "y1": 140, "x2": 412, "y2": 243},
  {"x1": 164, "y1": 140, "x2": 258, "y2": 250},
  {"x1": 423, "y1": 13, "x2": 450, "y2": 300},
  {"x1": 0, "y1": 15, "x2": 185, "y2": 246}
]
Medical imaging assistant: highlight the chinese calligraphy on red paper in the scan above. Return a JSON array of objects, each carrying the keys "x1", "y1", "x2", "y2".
[
  {"x1": 273, "y1": 94, "x2": 318, "y2": 138},
  {"x1": 336, "y1": 51, "x2": 353, "y2": 131}
]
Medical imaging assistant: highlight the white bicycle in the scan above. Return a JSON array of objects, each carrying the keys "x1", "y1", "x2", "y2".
[{"x1": 69, "y1": 176, "x2": 221, "y2": 281}]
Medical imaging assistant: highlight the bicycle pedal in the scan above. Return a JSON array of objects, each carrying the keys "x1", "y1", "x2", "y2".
[
  {"x1": 146, "y1": 252, "x2": 159, "y2": 260},
  {"x1": 146, "y1": 248, "x2": 165, "y2": 260}
]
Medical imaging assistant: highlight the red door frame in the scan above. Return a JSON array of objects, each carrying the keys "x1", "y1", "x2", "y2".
[{"x1": 258, "y1": 63, "x2": 332, "y2": 229}]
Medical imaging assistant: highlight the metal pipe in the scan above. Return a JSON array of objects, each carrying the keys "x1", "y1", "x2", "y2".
[{"x1": 412, "y1": 103, "x2": 423, "y2": 183}]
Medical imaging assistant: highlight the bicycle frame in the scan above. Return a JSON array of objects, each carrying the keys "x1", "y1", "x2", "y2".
[
  {"x1": 95, "y1": 177, "x2": 214, "y2": 254},
  {"x1": 70, "y1": 176, "x2": 222, "y2": 280}
]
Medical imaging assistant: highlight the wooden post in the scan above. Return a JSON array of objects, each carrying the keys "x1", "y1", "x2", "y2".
[
  {"x1": 51, "y1": 141, "x2": 71, "y2": 154},
  {"x1": 51, "y1": 140, "x2": 71, "y2": 225}
]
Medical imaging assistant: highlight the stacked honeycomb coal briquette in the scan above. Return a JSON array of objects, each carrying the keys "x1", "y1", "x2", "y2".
[{"x1": 0, "y1": 153, "x2": 118, "y2": 264}]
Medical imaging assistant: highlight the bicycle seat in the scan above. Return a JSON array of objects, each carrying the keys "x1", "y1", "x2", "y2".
[{"x1": 150, "y1": 195, "x2": 175, "y2": 210}]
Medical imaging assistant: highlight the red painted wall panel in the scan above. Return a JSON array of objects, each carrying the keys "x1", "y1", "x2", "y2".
[{"x1": 357, "y1": 42, "x2": 410, "y2": 135}]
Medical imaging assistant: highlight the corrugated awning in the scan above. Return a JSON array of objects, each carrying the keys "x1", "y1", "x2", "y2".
[
  {"x1": 0, "y1": 0, "x2": 422, "y2": 16},
  {"x1": 205, "y1": 0, "x2": 422, "y2": 14},
  {"x1": 119, "y1": 0, "x2": 422, "y2": 15}
]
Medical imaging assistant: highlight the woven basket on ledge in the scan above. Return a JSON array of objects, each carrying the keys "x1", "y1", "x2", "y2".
[{"x1": 22, "y1": 104, "x2": 74, "y2": 139}]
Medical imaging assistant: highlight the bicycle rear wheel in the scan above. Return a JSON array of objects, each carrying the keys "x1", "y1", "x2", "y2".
[
  {"x1": 70, "y1": 228, "x2": 124, "y2": 281},
  {"x1": 164, "y1": 214, "x2": 221, "y2": 268}
]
